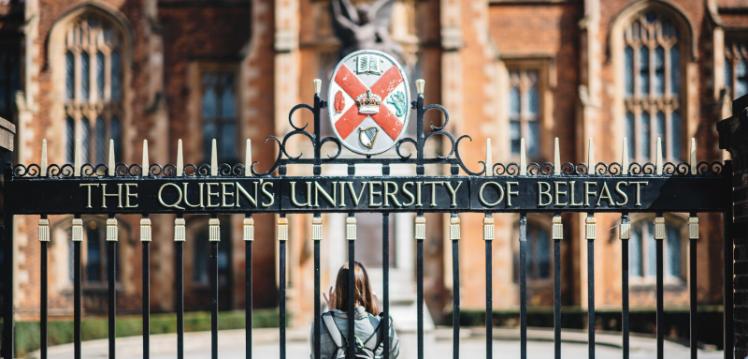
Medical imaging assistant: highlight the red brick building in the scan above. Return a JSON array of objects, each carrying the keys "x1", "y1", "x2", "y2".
[{"x1": 0, "y1": 0, "x2": 745, "y2": 333}]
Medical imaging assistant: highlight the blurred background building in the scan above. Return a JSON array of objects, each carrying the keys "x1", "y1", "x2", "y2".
[{"x1": 0, "y1": 0, "x2": 745, "y2": 342}]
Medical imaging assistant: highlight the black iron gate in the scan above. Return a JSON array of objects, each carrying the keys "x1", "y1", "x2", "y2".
[{"x1": 0, "y1": 78, "x2": 734, "y2": 359}]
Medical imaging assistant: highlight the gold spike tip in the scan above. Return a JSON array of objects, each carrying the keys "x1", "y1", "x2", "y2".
[
  {"x1": 416, "y1": 79, "x2": 425, "y2": 96},
  {"x1": 313, "y1": 79, "x2": 322, "y2": 95},
  {"x1": 621, "y1": 137, "x2": 629, "y2": 175},
  {"x1": 176, "y1": 139, "x2": 184, "y2": 177},
  {"x1": 519, "y1": 138, "x2": 527, "y2": 176},
  {"x1": 142, "y1": 139, "x2": 149, "y2": 175},
  {"x1": 484, "y1": 138, "x2": 493, "y2": 176},
  {"x1": 107, "y1": 139, "x2": 116, "y2": 176},
  {"x1": 689, "y1": 138, "x2": 697, "y2": 175},
  {"x1": 553, "y1": 137, "x2": 560, "y2": 175},
  {"x1": 586, "y1": 138, "x2": 594, "y2": 175},
  {"x1": 244, "y1": 139, "x2": 253, "y2": 176},
  {"x1": 40, "y1": 139, "x2": 48, "y2": 177},
  {"x1": 655, "y1": 137, "x2": 663, "y2": 175},
  {"x1": 210, "y1": 138, "x2": 218, "y2": 176}
]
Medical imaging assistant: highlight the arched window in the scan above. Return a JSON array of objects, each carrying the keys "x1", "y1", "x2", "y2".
[
  {"x1": 201, "y1": 71, "x2": 237, "y2": 161},
  {"x1": 63, "y1": 14, "x2": 124, "y2": 163},
  {"x1": 628, "y1": 217, "x2": 684, "y2": 281},
  {"x1": 508, "y1": 69, "x2": 541, "y2": 158},
  {"x1": 623, "y1": 11, "x2": 683, "y2": 161},
  {"x1": 725, "y1": 41, "x2": 748, "y2": 99},
  {"x1": 513, "y1": 219, "x2": 552, "y2": 282}
]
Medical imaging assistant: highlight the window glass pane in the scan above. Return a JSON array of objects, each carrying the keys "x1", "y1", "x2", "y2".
[
  {"x1": 220, "y1": 77, "x2": 236, "y2": 118},
  {"x1": 630, "y1": 226, "x2": 642, "y2": 277},
  {"x1": 641, "y1": 112, "x2": 651, "y2": 159},
  {"x1": 667, "y1": 225, "x2": 681, "y2": 277},
  {"x1": 510, "y1": 120, "x2": 520, "y2": 155},
  {"x1": 625, "y1": 46, "x2": 634, "y2": 96},
  {"x1": 671, "y1": 111, "x2": 682, "y2": 159},
  {"x1": 203, "y1": 85, "x2": 217, "y2": 119},
  {"x1": 670, "y1": 46, "x2": 680, "y2": 95},
  {"x1": 86, "y1": 224, "x2": 101, "y2": 282},
  {"x1": 528, "y1": 78, "x2": 539, "y2": 115},
  {"x1": 95, "y1": 116, "x2": 106, "y2": 163},
  {"x1": 111, "y1": 50, "x2": 121, "y2": 101},
  {"x1": 655, "y1": 47, "x2": 665, "y2": 95},
  {"x1": 111, "y1": 116, "x2": 122, "y2": 162},
  {"x1": 737, "y1": 59, "x2": 748, "y2": 98},
  {"x1": 647, "y1": 222, "x2": 656, "y2": 277},
  {"x1": 96, "y1": 51, "x2": 105, "y2": 99},
  {"x1": 81, "y1": 118, "x2": 90, "y2": 163},
  {"x1": 527, "y1": 120, "x2": 540, "y2": 158},
  {"x1": 81, "y1": 53, "x2": 89, "y2": 101},
  {"x1": 66, "y1": 116, "x2": 75, "y2": 163},
  {"x1": 640, "y1": 46, "x2": 650, "y2": 95},
  {"x1": 536, "y1": 227, "x2": 550, "y2": 279},
  {"x1": 656, "y1": 111, "x2": 666, "y2": 154},
  {"x1": 221, "y1": 123, "x2": 236, "y2": 160},
  {"x1": 509, "y1": 85, "x2": 520, "y2": 116},
  {"x1": 626, "y1": 111, "x2": 635, "y2": 160},
  {"x1": 193, "y1": 229, "x2": 209, "y2": 283},
  {"x1": 66, "y1": 51, "x2": 75, "y2": 100}
]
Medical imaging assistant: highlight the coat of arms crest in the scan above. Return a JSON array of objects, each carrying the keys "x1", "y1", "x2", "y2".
[{"x1": 328, "y1": 50, "x2": 410, "y2": 155}]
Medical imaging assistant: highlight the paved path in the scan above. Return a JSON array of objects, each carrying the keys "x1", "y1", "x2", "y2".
[{"x1": 32, "y1": 328, "x2": 723, "y2": 359}]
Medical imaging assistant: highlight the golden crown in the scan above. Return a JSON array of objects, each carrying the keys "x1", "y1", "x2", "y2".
[{"x1": 356, "y1": 90, "x2": 381, "y2": 115}]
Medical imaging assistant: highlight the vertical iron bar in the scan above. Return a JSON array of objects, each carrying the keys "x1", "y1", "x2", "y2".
[
  {"x1": 724, "y1": 174, "x2": 734, "y2": 359},
  {"x1": 107, "y1": 241, "x2": 117, "y2": 358},
  {"x1": 519, "y1": 213, "x2": 528, "y2": 359},
  {"x1": 1, "y1": 170, "x2": 13, "y2": 359},
  {"x1": 142, "y1": 240, "x2": 150, "y2": 359},
  {"x1": 73, "y1": 231, "x2": 81, "y2": 359},
  {"x1": 40, "y1": 232, "x2": 48, "y2": 359},
  {"x1": 416, "y1": 218, "x2": 424, "y2": 359},
  {"x1": 451, "y1": 215, "x2": 460, "y2": 359},
  {"x1": 552, "y1": 214, "x2": 562, "y2": 359},
  {"x1": 210, "y1": 240, "x2": 219, "y2": 359},
  {"x1": 175, "y1": 240, "x2": 184, "y2": 359},
  {"x1": 485, "y1": 214, "x2": 493, "y2": 359},
  {"x1": 382, "y1": 212, "x2": 390, "y2": 359},
  {"x1": 313, "y1": 215, "x2": 321, "y2": 359},
  {"x1": 586, "y1": 213, "x2": 596, "y2": 359},
  {"x1": 655, "y1": 215, "x2": 665, "y2": 359},
  {"x1": 246, "y1": 216, "x2": 254, "y2": 359},
  {"x1": 689, "y1": 214, "x2": 698, "y2": 359},
  {"x1": 347, "y1": 220, "x2": 355, "y2": 359},
  {"x1": 621, "y1": 214, "x2": 630, "y2": 359},
  {"x1": 279, "y1": 216, "x2": 287, "y2": 359}
]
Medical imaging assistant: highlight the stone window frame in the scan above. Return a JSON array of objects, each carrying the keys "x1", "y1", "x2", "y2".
[
  {"x1": 48, "y1": 4, "x2": 131, "y2": 166},
  {"x1": 725, "y1": 39, "x2": 748, "y2": 100},
  {"x1": 625, "y1": 213, "x2": 687, "y2": 288},
  {"x1": 610, "y1": 2, "x2": 696, "y2": 165},
  {"x1": 501, "y1": 57, "x2": 554, "y2": 162}
]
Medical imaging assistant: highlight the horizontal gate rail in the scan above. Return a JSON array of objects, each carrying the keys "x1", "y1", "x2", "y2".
[{"x1": 0, "y1": 77, "x2": 732, "y2": 359}]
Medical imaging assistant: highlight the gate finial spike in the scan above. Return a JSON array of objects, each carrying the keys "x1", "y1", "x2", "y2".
[
  {"x1": 554, "y1": 137, "x2": 560, "y2": 175},
  {"x1": 245, "y1": 138, "x2": 252, "y2": 176},
  {"x1": 142, "y1": 139, "x2": 149, "y2": 175},
  {"x1": 176, "y1": 139, "x2": 184, "y2": 177},
  {"x1": 416, "y1": 79, "x2": 425, "y2": 96},
  {"x1": 74, "y1": 135, "x2": 81, "y2": 176},
  {"x1": 41, "y1": 138, "x2": 48, "y2": 177},
  {"x1": 520, "y1": 137, "x2": 527, "y2": 175},
  {"x1": 587, "y1": 138, "x2": 594, "y2": 175},
  {"x1": 108, "y1": 139, "x2": 115, "y2": 176},
  {"x1": 211, "y1": 138, "x2": 218, "y2": 176},
  {"x1": 689, "y1": 137, "x2": 697, "y2": 175},
  {"x1": 622, "y1": 137, "x2": 629, "y2": 175},
  {"x1": 485, "y1": 138, "x2": 493, "y2": 176},
  {"x1": 313, "y1": 79, "x2": 321, "y2": 96},
  {"x1": 655, "y1": 137, "x2": 663, "y2": 175}
]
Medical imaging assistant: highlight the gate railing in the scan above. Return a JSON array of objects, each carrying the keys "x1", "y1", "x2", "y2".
[{"x1": 0, "y1": 79, "x2": 733, "y2": 359}]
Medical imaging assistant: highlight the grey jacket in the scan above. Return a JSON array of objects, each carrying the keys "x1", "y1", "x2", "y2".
[{"x1": 310, "y1": 306, "x2": 400, "y2": 359}]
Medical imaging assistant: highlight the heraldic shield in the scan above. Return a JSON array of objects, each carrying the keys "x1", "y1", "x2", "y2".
[{"x1": 328, "y1": 50, "x2": 410, "y2": 155}]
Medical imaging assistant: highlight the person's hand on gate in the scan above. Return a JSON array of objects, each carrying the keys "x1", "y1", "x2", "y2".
[{"x1": 323, "y1": 286, "x2": 336, "y2": 309}]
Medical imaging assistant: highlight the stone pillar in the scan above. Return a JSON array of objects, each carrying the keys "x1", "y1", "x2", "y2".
[
  {"x1": 718, "y1": 95, "x2": 748, "y2": 359},
  {"x1": 0, "y1": 116, "x2": 15, "y2": 359}
]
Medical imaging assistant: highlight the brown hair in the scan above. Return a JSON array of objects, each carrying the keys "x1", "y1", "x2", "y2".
[{"x1": 332, "y1": 261, "x2": 379, "y2": 315}]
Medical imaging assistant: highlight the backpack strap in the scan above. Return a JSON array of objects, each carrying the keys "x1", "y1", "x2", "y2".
[
  {"x1": 361, "y1": 314, "x2": 384, "y2": 352},
  {"x1": 322, "y1": 313, "x2": 344, "y2": 349}
]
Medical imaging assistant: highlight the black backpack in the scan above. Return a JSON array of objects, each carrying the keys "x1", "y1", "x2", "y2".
[{"x1": 322, "y1": 312, "x2": 383, "y2": 359}]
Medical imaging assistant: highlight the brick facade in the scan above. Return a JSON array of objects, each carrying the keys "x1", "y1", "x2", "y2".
[{"x1": 0, "y1": 0, "x2": 745, "y2": 351}]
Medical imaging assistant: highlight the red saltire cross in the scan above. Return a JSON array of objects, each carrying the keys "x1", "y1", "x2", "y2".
[{"x1": 334, "y1": 64, "x2": 405, "y2": 140}]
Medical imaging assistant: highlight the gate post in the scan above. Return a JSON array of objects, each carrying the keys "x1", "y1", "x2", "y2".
[
  {"x1": 718, "y1": 95, "x2": 748, "y2": 359},
  {"x1": 0, "y1": 116, "x2": 14, "y2": 359}
]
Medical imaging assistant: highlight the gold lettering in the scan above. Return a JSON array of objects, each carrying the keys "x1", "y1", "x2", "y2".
[
  {"x1": 416, "y1": 182, "x2": 423, "y2": 207},
  {"x1": 479, "y1": 181, "x2": 505, "y2": 207},
  {"x1": 554, "y1": 181, "x2": 568, "y2": 206},
  {"x1": 596, "y1": 182, "x2": 614, "y2": 207},
  {"x1": 401, "y1": 182, "x2": 416, "y2": 207},
  {"x1": 631, "y1": 181, "x2": 648, "y2": 206},
  {"x1": 206, "y1": 182, "x2": 220, "y2": 207},
  {"x1": 384, "y1": 181, "x2": 401, "y2": 207},
  {"x1": 101, "y1": 183, "x2": 123, "y2": 209},
  {"x1": 426, "y1": 182, "x2": 439, "y2": 207},
  {"x1": 314, "y1": 181, "x2": 337, "y2": 207},
  {"x1": 80, "y1": 183, "x2": 99, "y2": 208},
  {"x1": 348, "y1": 182, "x2": 367, "y2": 206},
  {"x1": 221, "y1": 182, "x2": 235, "y2": 207},
  {"x1": 615, "y1": 181, "x2": 629, "y2": 206},
  {"x1": 290, "y1": 181, "x2": 312, "y2": 207},
  {"x1": 158, "y1": 183, "x2": 184, "y2": 210},
  {"x1": 444, "y1": 181, "x2": 463, "y2": 207},
  {"x1": 236, "y1": 181, "x2": 258, "y2": 207},
  {"x1": 125, "y1": 183, "x2": 139, "y2": 208},
  {"x1": 506, "y1": 181, "x2": 519, "y2": 207},
  {"x1": 584, "y1": 181, "x2": 597, "y2": 206},
  {"x1": 261, "y1": 181, "x2": 275, "y2": 207},
  {"x1": 183, "y1": 182, "x2": 204, "y2": 208},
  {"x1": 569, "y1": 181, "x2": 583, "y2": 206},
  {"x1": 537, "y1": 182, "x2": 552, "y2": 206},
  {"x1": 368, "y1": 181, "x2": 383, "y2": 207}
]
